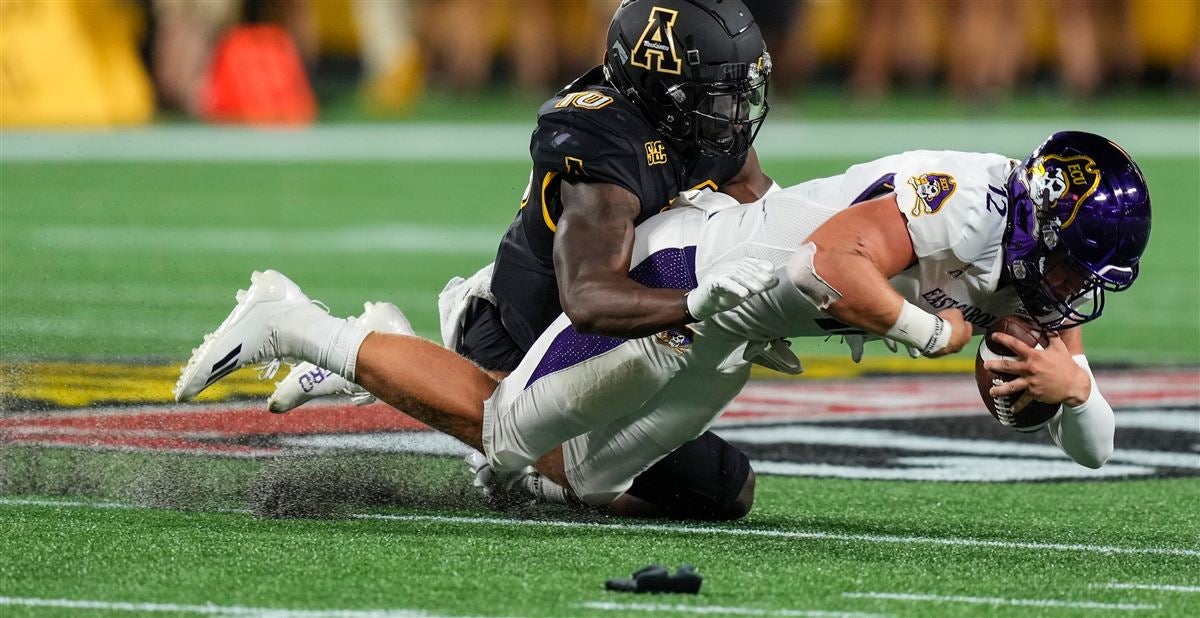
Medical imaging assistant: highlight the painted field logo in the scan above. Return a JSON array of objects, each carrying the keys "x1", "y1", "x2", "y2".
[
  {"x1": 718, "y1": 370, "x2": 1199, "y2": 482},
  {"x1": 2, "y1": 369, "x2": 1195, "y2": 483}
]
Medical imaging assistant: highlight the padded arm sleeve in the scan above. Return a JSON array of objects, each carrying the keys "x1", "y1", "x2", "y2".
[{"x1": 1047, "y1": 355, "x2": 1115, "y2": 469}]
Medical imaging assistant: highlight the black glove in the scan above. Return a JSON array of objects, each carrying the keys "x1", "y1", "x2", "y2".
[{"x1": 605, "y1": 564, "x2": 702, "y2": 594}]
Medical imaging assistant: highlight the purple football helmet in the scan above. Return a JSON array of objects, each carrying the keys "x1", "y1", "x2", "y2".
[{"x1": 1003, "y1": 131, "x2": 1151, "y2": 329}]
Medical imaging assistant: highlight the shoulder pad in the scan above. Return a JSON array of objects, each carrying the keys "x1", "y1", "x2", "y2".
[
  {"x1": 530, "y1": 108, "x2": 649, "y2": 195},
  {"x1": 895, "y1": 152, "x2": 1008, "y2": 263}
]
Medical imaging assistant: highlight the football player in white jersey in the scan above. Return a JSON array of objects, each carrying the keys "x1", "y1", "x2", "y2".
[{"x1": 175, "y1": 131, "x2": 1151, "y2": 513}]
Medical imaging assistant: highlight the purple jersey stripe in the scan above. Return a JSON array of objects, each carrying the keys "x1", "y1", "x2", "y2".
[
  {"x1": 850, "y1": 173, "x2": 896, "y2": 205},
  {"x1": 525, "y1": 245, "x2": 698, "y2": 388}
]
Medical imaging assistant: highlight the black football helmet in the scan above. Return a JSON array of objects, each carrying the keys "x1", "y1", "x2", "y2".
[{"x1": 603, "y1": 0, "x2": 770, "y2": 157}]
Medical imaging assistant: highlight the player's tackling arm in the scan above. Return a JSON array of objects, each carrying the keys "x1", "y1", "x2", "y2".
[
  {"x1": 553, "y1": 179, "x2": 693, "y2": 337},
  {"x1": 791, "y1": 194, "x2": 971, "y2": 357}
]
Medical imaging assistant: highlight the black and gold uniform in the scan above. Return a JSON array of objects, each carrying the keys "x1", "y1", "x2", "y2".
[
  {"x1": 455, "y1": 0, "x2": 770, "y2": 521},
  {"x1": 462, "y1": 67, "x2": 747, "y2": 370}
]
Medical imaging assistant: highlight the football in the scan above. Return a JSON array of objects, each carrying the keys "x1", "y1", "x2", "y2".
[{"x1": 975, "y1": 315, "x2": 1060, "y2": 432}]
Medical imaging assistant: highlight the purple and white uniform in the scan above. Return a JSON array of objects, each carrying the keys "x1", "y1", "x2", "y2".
[
  {"x1": 711, "y1": 150, "x2": 1026, "y2": 341},
  {"x1": 483, "y1": 151, "x2": 1026, "y2": 504}
]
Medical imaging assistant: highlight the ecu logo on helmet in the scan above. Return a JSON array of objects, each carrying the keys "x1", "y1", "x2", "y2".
[
  {"x1": 630, "y1": 7, "x2": 683, "y2": 75},
  {"x1": 1028, "y1": 155, "x2": 1101, "y2": 229}
]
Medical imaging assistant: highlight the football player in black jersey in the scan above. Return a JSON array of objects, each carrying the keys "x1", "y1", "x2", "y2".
[
  {"x1": 452, "y1": 0, "x2": 775, "y2": 520},
  {"x1": 253, "y1": 0, "x2": 775, "y2": 519}
]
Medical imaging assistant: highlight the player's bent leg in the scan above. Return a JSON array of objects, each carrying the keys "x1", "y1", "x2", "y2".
[
  {"x1": 175, "y1": 270, "x2": 368, "y2": 402},
  {"x1": 267, "y1": 301, "x2": 415, "y2": 413},
  {"x1": 355, "y1": 332, "x2": 498, "y2": 451},
  {"x1": 484, "y1": 318, "x2": 682, "y2": 477},
  {"x1": 176, "y1": 270, "x2": 500, "y2": 452},
  {"x1": 561, "y1": 351, "x2": 751, "y2": 508},
  {"x1": 482, "y1": 206, "x2": 711, "y2": 479},
  {"x1": 616, "y1": 431, "x2": 756, "y2": 520}
]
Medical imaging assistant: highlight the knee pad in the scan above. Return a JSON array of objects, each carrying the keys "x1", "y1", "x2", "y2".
[
  {"x1": 624, "y1": 431, "x2": 753, "y2": 521},
  {"x1": 722, "y1": 469, "x2": 756, "y2": 521}
]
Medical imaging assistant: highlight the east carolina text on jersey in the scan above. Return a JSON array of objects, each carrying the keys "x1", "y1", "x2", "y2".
[{"x1": 920, "y1": 287, "x2": 1000, "y2": 329}]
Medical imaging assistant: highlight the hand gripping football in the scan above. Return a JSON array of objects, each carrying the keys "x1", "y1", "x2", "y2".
[{"x1": 975, "y1": 315, "x2": 1060, "y2": 432}]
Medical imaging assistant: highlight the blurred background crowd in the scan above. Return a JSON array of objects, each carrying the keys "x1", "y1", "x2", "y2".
[{"x1": 1, "y1": 0, "x2": 1198, "y2": 127}]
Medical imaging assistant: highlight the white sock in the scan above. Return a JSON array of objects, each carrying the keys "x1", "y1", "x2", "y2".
[{"x1": 275, "y1": 305, "x2": 371, "y2": 382}]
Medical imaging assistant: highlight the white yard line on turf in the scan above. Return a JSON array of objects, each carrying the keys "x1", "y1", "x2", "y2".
[
  {"x1": 0, "y1": 596, "x2": 454, "y2": 618},
  {"x1": 3, "y1": 497, "x2": 1198, "y2": 558},
  {"x1": 350, "y1": 516, "x2": 1200, "y2": 559},
  {"x1": 350, "y1": 513, "x2": 1200, "y2": 557},
  {"x1": 1095, "y1": 583, "x2": 1200, "y2": 593},
  {"x1": 577, "y1": 601, "x2": 888, "y2": 617},
  {"x1": 2, "y1": 120, "x2": 1196, "y2": 161},
  {"x1": 842, "y1": 592, "x2": 1159, "y2": 611}
]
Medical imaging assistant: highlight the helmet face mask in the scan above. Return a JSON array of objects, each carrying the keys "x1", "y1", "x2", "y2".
[
  {"x1": 603, "y1": 0, "x2": 770, "y2": 158},
  {"x1": 1012, "y1": 250, "x2": 1109, "y2": 330},
  {"x1": 665, "y1": 58, "x2": 770, "y2": 156},
  {"x1": 1003, "y1": 132, "x2": 1151, "y2": 330}
]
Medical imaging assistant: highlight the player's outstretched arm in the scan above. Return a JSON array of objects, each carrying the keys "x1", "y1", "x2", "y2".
[
  {"x1": 985, "y1": 328, "x2": 1115, "y2": 468},
  {"x1": 554, "y1": 179, "x2": 776, "y2": 336},
  {"x1": 553, "y1": 180, "x2": 689, "y2": 336},
  {"x1": 791, "y1": 194, "x2": 971, "y2": 357},
  {"x1": 553, "y1": 180, "x2": 698, "y2": 337}
]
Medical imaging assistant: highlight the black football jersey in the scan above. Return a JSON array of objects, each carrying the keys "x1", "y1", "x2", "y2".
[{"x1": 490, "y1": 67, "x2": 748, "y2": 351}]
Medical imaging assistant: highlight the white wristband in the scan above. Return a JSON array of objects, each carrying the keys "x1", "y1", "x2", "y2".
[{"x1": 886, "y1": 301, "x2": 952, "y2": 356}]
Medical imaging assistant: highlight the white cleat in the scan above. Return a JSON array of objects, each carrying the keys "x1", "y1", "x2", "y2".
[
  {"x1": 174, "y1": 270, "x2": 319, "y2": 402},
  {"x1": 266, "y1": 301, "x2": 414, "y2": 413}
]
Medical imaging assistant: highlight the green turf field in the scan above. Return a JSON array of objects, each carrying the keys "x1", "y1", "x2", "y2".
[
  {"x1": 1, "y1": 450, "x2": 1198, "y2": 618},
  {"x1": 1, "y1": 119, "x2": 1198, "y2": 617}
]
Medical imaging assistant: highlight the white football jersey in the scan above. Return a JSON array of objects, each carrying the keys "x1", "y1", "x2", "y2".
[{"x1": 700, "y1": 150, "x2": 1026, "y2": 341}]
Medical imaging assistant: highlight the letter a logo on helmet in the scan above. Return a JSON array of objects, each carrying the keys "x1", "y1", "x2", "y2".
[
  {"x1": 631, "y1": 7, "x2": 683, "y2": 75},
  {"x1": 604, "y1": 0, "x2": 771, "y2": 157}
]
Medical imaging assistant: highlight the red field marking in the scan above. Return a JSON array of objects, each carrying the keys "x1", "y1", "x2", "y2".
[
  {"x1": 11, "y1": 433, "x2": 281, "y2": 457},
  {"x1": 2, "y1": 369, "x2": 1196, "y2": 456},
  {"x1": 0, "y1": 402, "x2": 428, "y2": 455},
  {"x1": 725, "y1": 369, "x2": 1200, "y2": 422},
  {"x1": 0, "y1": 403, "x2": 425, "y2": 435}
]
